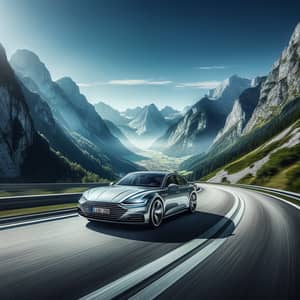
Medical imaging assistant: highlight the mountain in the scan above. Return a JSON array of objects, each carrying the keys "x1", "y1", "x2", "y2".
[
  {"x1": 154, "y1": 97, "x2": 226, "y2": 156},
  {"x1": 180, "y1": 22, "x2": 300, "y2": 192},
  {"x1": 0, "y1": 44, "x2": 34, "y2": 177},
  {"x1": 208, "y1": 75, "x2": 251, "y2": 114},
  {"x1": 19, "y1": 81, "x2": 115, "y2": 179},
  {"x1": 154, "y1": 75, "x2": 251, "y2": 156},
  {"x1": 10, "y1": 51, "x2": 141, "y2": 175},
  {"x1": 122, "y1": 106, "x2": 143, "y2": 120},
  {"x1": 160, "y1": 106, "x2": 180, "y2": 119},
  {"x1": 104, "y1": 119, "x2": 142, "y2": 154},
  {"x1": 0, "y1": 43, "x2": 98, "y2": 181},
  {"x1": 129, "y1": 103, "x2": 168, "y2": 138},
  {"x1": 210, "y1": 77, "x2": 265, "y2": 152},
  {"x1": 243, "y1": 23, "x2": 300, "y2": 134},
  {"x1": 94, "y1": 101, "x2": 128, "y2": 126}
]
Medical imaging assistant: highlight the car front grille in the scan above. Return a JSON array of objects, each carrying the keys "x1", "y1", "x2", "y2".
[{"x1": 81, "y1": 201, "x2": 127, "y2": 221}]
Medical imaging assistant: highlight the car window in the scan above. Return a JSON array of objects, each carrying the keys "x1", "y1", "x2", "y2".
[
  {"x1": 176, "y1": 175, "x2": 188, "y2": 186},
  {"x1": 166, "y1": 175, "x2": 177, "y2": 186},
  {"x1": 117, "y1": 173, "x2": 165, "y2": 187}
]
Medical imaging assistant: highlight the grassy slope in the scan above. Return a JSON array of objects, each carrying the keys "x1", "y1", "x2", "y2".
[{"x1": 204, "y1": 120, "x2": 300, "y2": 192}]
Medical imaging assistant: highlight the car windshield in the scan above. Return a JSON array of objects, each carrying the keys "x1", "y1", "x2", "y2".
[{"x1": 117, "y1": 173, "x2": 165, "y2": 187}]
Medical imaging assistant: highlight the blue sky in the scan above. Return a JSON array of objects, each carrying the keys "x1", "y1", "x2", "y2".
[{"x1": 0, "y1": 0, "x2": 299, "y2": 110}]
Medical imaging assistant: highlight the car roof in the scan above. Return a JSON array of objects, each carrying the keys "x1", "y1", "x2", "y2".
[{"x1": 127, "y1": 171, "x2": 177, "y2": 176}]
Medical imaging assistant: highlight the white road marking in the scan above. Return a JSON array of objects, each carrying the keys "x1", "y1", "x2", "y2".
[
  {"x1": 0, "y1": 213, "x2": 78, "y2": 230},
  {"x1": 130, "y1": 193, "x2": 245, "y2": 300},
  {"x1": 81, "y1": 188, "x2": 242, "y2": 300}
]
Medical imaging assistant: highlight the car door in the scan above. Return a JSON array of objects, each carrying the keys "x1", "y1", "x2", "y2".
[
  {"x1": 175, "y1": 175, "x2": 190, "y2": 209},
  {"x1": 163, "y1": 175, "x2": 182, "y2": 216}
]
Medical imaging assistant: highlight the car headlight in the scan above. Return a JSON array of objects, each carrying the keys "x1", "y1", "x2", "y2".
[
  {"x1": 79, "y1": 194, "x2": 88, "y2": 204},
  {"x1": 122, "y1": 193, "x2": 150, "y2": 205}
]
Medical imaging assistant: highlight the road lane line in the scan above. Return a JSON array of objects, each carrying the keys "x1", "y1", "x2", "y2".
[
  {"x1": 0, "y1": 213, "x2": 78, "y2": 230},
  {"x1": 81, "y1": 188, "x2": 242, "y2": 300},
  {"x1": 130, "y1": 193, "x2": 245, "y2": 300}
]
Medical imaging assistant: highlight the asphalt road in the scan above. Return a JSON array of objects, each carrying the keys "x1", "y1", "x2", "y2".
[{"x1": 0, "y1": 184, "x2": 299, "y2": 300}]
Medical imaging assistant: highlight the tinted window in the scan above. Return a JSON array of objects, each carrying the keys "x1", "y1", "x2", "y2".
[
  {"x1": 166, "y1": 175, "x2": 178, "y2": 186},
  {"x1": 176, "y1": 175, "x2": 188, "y2": 186},
  {"x1": 117, "y1": 173, "x2": 165, "y2": 187}
]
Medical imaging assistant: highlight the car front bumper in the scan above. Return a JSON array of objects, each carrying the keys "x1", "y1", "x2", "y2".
[{"x1": 78, "y1": 201, "x2": 151, "y2": 224}]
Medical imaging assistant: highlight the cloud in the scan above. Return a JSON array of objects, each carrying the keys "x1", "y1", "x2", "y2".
[
  {"x1": 77, "y1": 79, "x2": 172, "y2": 87},
  {"x1": 196, "y1": 65, "x2": 227, "y2": 70},
  {"x1": 108, "y1": 79, "x2": 172, "y2": 85},
  {"x1": 176, "y1": 81, "x2": 221, "y2": 89},
  {"x1": 77, "y1": 81, "x2": 103, "y2": 87}
]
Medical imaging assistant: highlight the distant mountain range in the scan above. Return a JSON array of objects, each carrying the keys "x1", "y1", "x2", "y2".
[
  {"x1": 128, "y1": 104, "x2": 168, "y2": 137},
  {"x1": 153, "y1": 75, "x2": 251, "y2": 156},
  {"x1": 96, "y1": 102, "x2": 179, "y2": 141}
]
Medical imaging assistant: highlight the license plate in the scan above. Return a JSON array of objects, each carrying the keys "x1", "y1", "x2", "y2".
[{"x1": 92, "y1": 207, "x2": 110, "y2": 215}]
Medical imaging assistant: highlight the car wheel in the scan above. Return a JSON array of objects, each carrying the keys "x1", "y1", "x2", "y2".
[
  {"x1": 189, "y1": 192, "x2": 197, "y2": 213},
  {"x1": 149, "y1": 199, "x2": 164, "y2": 228}
]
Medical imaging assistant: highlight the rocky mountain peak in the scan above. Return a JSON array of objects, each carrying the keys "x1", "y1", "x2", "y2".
[
  {"x1": 208, "y1": 75, "x2": 251, "y2": 100},
  {"x1": 0, "y1": 43, "x2": 7, "y2": 62},
  {"x1": 10, "y1": 49, "x2": 52, "y2": 91},
  {"x1": 56, "y1": 77, "x2": 80, "y2": 96},
  {"x1": 289, "y1": 22, "x2": 300, "y2": 45},
  {"x1": 243, "y1": 22, "x2": 300, "y2": 134}
]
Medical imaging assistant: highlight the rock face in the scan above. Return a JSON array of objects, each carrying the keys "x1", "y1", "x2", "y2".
[
  {"x1": 129, "y1": 104, "x2": 168, "y2": 137},
  {"x1": 154, "y1": 97, "x2": 225, "y2": 156},
  {"x1": 211, "y1": 77, "x2": 265, "y2": 151},
  {"x1": 244, "y1": 22, "x2": 300, "y2": 134},
  {"x1": 208, "y1": 75, "x2": 251, "y2": 114},
  {"x1": 160, "y1": 106, "x2": 180, "y2": 119},
  {"x1": 154, "y1": 75, "x2": 251, "y2": 156},
  {"x1": 20, "y1": 83, "x2": 115, "y2": 179},
  {"x1": 122, "y1": 106, "x2": 143, "y2": 120},
  {"x1": 0, "y1": 44, "x2": 34, "y2": 177},
  {"x1": 94, "y1": 101, "x2": 128, "y2": 126},
  {"x1": 10, "y1": 51, "x2": 140, "y2": 174}
]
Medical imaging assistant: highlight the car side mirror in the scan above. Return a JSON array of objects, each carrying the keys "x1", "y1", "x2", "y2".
[{"x1": 168, "y1": 183, "x2": 178, "y2": 191}]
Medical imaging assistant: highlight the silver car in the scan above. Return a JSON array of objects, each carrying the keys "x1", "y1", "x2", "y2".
[{"x1": 78, "y1": 171, "x2": 198, "y2": 228}]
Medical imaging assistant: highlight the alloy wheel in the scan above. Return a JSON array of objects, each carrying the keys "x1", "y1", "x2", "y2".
[
  {"x1": 189, "y1": 193, "x2": 197, "y2": 213},
  {"x1": 150, "y1": 199, "x2": 164, "y2": 227}
]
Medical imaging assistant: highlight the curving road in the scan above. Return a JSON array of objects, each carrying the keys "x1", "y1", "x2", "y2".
[{"x1": 0, "y1": 184, "x2": 299, "y2": 300}]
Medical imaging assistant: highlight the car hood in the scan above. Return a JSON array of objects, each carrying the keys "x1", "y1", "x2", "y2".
[{"x1": 84, "y1": 185, "x2": 156, "y2": 203}]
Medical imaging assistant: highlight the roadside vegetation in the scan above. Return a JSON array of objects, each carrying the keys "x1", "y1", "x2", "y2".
[
  {"x1": 0, "y1": 187, "x2": 89, "y2": 197},
  {"x1": 0, "y1": 203, "x2": 76, "y2": 218}
]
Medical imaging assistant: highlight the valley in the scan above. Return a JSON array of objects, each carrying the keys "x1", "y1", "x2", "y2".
[
  {"x1": 134, "y1": 149, "x2": 189, "y2": 172},
  {"x1": 0, "y1": 22, "x2": 300, "y2": 194}
]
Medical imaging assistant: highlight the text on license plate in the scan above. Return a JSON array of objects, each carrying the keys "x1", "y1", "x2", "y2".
[{"x1": 92, "y1": 207, "x2": 110, "y2": 214}]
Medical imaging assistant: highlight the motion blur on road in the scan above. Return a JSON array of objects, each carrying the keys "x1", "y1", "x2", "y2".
[{"x1": 0, "y1": 184, "x2": 299, "y2": 300}]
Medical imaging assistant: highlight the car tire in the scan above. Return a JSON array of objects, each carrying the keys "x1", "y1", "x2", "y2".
[
  {"x1": 189, "y1": 192, "x2": 197, "y2": 213},
  {"x1": 149, "y1": 198, "x2": 164, "y2": 228}
]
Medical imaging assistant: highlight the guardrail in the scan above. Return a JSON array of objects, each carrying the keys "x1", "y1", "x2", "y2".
[
  {"x1": 0, "y1": 193, "x2": 82, "y2": 210},
  {"x1": 198, "y1": 181, "x2": 300, "y2": 202},
  {"x1": 0, "y1": 182, "x2": 108, "y2": 192},
  {"x1": 236, "y1": 184, "x2": 300, "y2": 201}
]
